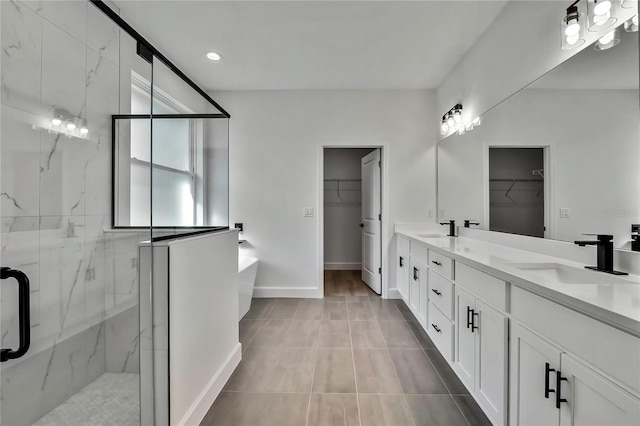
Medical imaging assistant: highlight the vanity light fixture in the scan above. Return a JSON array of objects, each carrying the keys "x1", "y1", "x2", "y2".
[
  {"x1": 440, "y1": 115, "x2": 450, "y2": 135},
  {"x1": 594, "y1": 28, "x2": 620, "y2": 49},
  {"x1": 80, "y1": 127, "x2": 89, "y2": 136},
  {"x1": 51, "y1": 118, "x2": 62, "y2": 127},
  {"x1": 206, "y1": 51, "x2": 223, "y2": 61},
  {"x1": 66, "y1": 122, "x2": 76, "y2": 131},
  {"x1": 562, "y1": 2, "x2": 586, "y2": 49},
  {"x1": 587, "y1": 0, "x2": 617, "y2": 31},
  {"x1": 472, "y1": 116, "x2": 481, "y2": 126},
  {"x1": 624, "y1": 14, "x2": 638, "y2": 31}
]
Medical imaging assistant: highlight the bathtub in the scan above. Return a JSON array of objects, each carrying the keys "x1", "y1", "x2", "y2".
[{"x1": 238, "y1": 256, "x2": 259, "y2": 320}]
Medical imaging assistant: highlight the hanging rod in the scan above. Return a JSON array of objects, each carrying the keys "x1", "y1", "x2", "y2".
[
  {"x1": 489, "y1": 178, "x2": 543, "y2": 182},
  {"x1": 323, "y1": 178, "x2": 361, "y2": 182}
]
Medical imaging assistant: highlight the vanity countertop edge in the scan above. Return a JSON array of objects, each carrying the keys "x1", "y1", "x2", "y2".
[{"x1": 396, "y1": 231, "x2": 640, "y2": 338}]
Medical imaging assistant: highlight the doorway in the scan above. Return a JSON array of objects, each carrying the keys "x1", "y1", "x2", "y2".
[
  {"x1": 323, "y1": 148, "x2": 382, "y2": 296},
  {"x1": 488, "y1": 147, "x2": 546, "y2": 237}
]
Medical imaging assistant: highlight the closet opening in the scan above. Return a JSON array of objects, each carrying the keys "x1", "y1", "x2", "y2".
[{"x1": 322, "y1": 148, "x2": 382, "y2": 297}]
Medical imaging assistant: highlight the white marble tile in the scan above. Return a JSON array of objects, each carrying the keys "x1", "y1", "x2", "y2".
[
  {"x1": 39, "y1": 130, "x2": 89, "y2": 216},
  {"x1": 106, "y1": 306, "x2": 140, "y2": 373},
  {"x1": 84, "y1": 216, "x2": 106, "y2": 325},
  {"x1": 31, "y1": 0, "x2": 87, "y2": 45},
  {"x1": 41, "y1": 20, "x2": 86, "y2": 121},
  {"x1": 85, "y1": 321, "x2": 107, "y2": 384},
  {"x1": 1, "y1": 0, "x2": 42, "y2": 113},
  {"x1": 1, "y1": 107, "x2": 41, "y2": 217},
  {"x1": 87, "y1": 2, "x2": 119, "y2": 67}
]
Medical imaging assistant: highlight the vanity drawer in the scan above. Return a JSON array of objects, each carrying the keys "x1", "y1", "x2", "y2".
[
  {"x1": 427, "y1": 303, "x2": 454, "y2": 361},
  {"x1": 428, "y1": 250, "x2": 454, "y2": 280},
  {"x1": 397, "y1": 235, "x2": 410, "y2": 254},
  {"x1": 410, "y1": 241, "x2": 429, "y2": 265},
  {"x1": 428, "y1": 270, "x2": 454, "y2": 320},
  {"x1": 455, "y1": 263, "x2": 507, "y2": 312}
]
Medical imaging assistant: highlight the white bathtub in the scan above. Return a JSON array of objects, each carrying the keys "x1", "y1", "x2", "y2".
[{"x1": 238, "y1": 256, "x2": 259, "y2": 320}]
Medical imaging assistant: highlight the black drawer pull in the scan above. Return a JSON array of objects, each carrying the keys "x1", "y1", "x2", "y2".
[
  {"x1": 544, "y1": 363, "x2": 556, "y2": 399},
  {"x1": 431, "y1": 324, "x2": 441, "y2": 333},
  {"x1": 399, "y1": 256, "x2": 404, "y2": 268},
  {"x1": 413, "y1": 267, "x2": 419, "y2": 281},
  {"x1": 432, "y1": 289, "x2": 442, "y2": 296},
  {"x1": 556, "y1": 371, "x2": 568, "y2": 409},
  {"x1": 431, "y1": 260, "x2": 442, "y2": 267}
]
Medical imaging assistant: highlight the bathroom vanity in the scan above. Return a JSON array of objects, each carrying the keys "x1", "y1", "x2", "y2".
[{"x1": 395, "y1": 230, "x2": 640, "y2": 426}]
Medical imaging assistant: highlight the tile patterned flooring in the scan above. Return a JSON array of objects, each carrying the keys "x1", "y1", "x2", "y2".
[{"x1": 202, "y1": 273, "x2": 491, "y2": 426}]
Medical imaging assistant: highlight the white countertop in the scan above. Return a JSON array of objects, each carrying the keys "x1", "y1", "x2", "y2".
[{"x1": 397, "y1": 230, "x2": 640, "y2": 338}]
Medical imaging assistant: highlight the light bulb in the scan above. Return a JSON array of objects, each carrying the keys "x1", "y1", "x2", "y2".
[
  {"x1": 566, "y1": 34, "x2": 580, "y2": 45},
  {"x1": 594, "y1": 10, "x2": 611, "y2": 25},
  {"x1": 206, "y1": 51, "x2": 222, "y2": 61},
  {"x1": 441, "y1": 122, "x2": 449, "y2": 133},
  {"x1": 80, "y1": 127, "x2": 89, "y2": 136},
  {"x1": 593, "y1": 0, "x2": 611, "y2": 16},
  {"x1": 599, "y1": 30, "x2": 615, "y2": 44},
  {"x1": 447, "y1": 115, "x2": 455, "y2": 127},
  {"x1": 51, "y1": 118, "x2": 62, "y2": 127},
  {"x1": 565, "y1": 21, "x2": 581, "y2": 36},
  {"x1": 453, "y1": 110, "x2": 462, "y2": 124},
  {"x1": 625, "y1": 15, "x2": 639, "y2": 32},
  {"x1": 66, "y1": 123, "x2": 76, "y2": 131}
]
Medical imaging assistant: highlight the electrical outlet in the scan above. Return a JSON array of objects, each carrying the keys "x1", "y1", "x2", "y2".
[
  {"x1": 427, "y1": 210, "x2": 433, "y2": 218},
  {"x1": 560, "y1": 208, "x2": 571, "y2": 218},
  {"x1": 303, "y1": 207, "x2": 314, "y2": 217}
]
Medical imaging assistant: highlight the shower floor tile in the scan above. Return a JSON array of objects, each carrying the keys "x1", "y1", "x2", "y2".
[{"x1": 33, "y1": 373, "x2": 139, "y2": 426}]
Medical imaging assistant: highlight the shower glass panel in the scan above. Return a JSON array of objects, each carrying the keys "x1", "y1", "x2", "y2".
[{"x1": 1, "y1": 2, "x2": 150, "y2": 424}]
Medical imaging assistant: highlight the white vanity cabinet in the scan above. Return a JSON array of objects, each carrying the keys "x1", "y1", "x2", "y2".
[
  {"x1": 510, "y1": 323, "x2": 640, "y2": 426},
  {"x1": 455, "y1": 280, "x2": 508, "y2": 426},
  {"x1": 396, "y1": 236, "x2": 410, "y2": 305}
]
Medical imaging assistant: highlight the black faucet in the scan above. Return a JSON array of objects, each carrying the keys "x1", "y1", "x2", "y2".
[
  {"x1": 440, "y1": 220, "x2": 456, "y2": 237},
  {"x1": 464, "y1": 220, "x2": 480, "y2": 228},
  {"x1": 574, "y1": 234, "x2": 628, "y2": 276},
  {"x1": 632, "y1": 225, "x2": 640, "y2": 252}
]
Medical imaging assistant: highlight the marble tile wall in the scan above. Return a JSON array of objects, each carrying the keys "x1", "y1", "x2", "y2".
[{"x1": 1, "y1": 1, "x2": 143, "y2": 423}]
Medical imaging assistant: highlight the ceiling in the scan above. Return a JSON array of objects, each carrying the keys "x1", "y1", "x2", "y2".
[
  {"x1": 116, "y1": 1, "x2": 508, "y2": 91},
  {"x1": 530, "y1": 25, "x2": 639, "y2": 90}
]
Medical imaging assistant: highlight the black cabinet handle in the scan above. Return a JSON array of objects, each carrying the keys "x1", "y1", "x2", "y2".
[
  {"x1": 1, "y1": 267, "x2": 31, "y2": 362},
  {"x1": 466, "y1": 306, "x2": 472, "y2": 329},
  {"x1": 432, "y1": 289, "x2": 442, "y2": 296},
  {"x1": 413, "y1": 267, "x2": 419, "y2": 281},
  {"x1": 431, "y1": 324, "x2": 441, "y2": 333},
  {"x1": 399, "y1": 256, "x2": 404, "y2": 268},
  {"x1": 466, "y1": 307, "x2": 479, "y2": 332},
  {"x1": 555, "y1": 371, "x2": 568, "y2": 409},
  {"x1": 431, "y1": 260, "x2": 442, "y2": 267},
  {"x1": 544, "y1": 363, "x2": 556, "y2": 399}
]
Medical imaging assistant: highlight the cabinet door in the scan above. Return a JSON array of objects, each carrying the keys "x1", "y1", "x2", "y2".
[
  {"x1": 509, "y1": 323, "x2": 561, "y2": 426},
  {"x1": 559, "y1": 354, "x2": 640, "y2": 426},
  {"x1": 397, "y1": 251, "x2": 410, "y2": 306},
  {"x1": 454, "y1": 286, "x2": 476, "y2": 390},
  {"x1": 475, "y1": 299, "x2": 508, "y2": 426},
  {"x1": 417, "y1": 261, "x2": 428, "y2": 328},
  {"x1": 409, "y1": 258, "x2": 421, "y2": 317}
]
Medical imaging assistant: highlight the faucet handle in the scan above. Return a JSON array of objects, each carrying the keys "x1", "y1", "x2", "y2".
[{"x1": 582, "y1": 234, "x2": 613, "y2": 242}]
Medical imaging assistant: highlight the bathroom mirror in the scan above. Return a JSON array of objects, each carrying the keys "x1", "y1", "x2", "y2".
[{"x1": 437, "y1": 23, "x2": 639, "y2": 250}]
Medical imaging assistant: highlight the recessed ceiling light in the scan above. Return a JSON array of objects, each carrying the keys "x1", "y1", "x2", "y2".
[{"x1": 206, "y1": 51, "x2": 223, "y2": 61}]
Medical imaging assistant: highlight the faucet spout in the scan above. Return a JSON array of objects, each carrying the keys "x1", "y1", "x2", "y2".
[{"x1": 574, "y1": 234, "x2": 628, "y2": 276}]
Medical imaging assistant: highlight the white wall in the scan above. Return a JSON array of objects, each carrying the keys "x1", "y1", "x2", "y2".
[
  {"x1": 323, "y1": 148, "x2": 374, "y2": 269},
  {"x1": 436, "y1": 0, "x2": 639, "y2": 138},
  {"x1": 214, "y1": 90, "x2": 437, "y2": 297}
]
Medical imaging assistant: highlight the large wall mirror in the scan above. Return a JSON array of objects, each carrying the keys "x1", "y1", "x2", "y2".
[{"x1": 437, "y1": 20, "x2": 639, "y2": 251}]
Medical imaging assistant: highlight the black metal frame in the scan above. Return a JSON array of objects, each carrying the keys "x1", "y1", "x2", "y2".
[
  {"x1": 111, "y1": 114, "x2": 229, "y2": 230},
  {"x1": 89, "y1": 0, "x2": 230, "y2": 118}
]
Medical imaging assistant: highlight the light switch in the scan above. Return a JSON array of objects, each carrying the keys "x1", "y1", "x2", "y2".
[
  {"x1": 303, "y1": 207, "x2": 314, "y2": 217},
  {"x1": 560, "y1": 208, "x2": 570, "y2": 218}
]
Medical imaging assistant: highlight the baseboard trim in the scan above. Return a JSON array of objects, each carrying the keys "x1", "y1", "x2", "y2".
[
  {"x1": 252, "y1": 286, "x2": 323, "y2": 299},
  {"x1": 387, "y1": 288, "x2": 401, "y2": 299},
  {"x1": 178, "y1": 342, "x2": 242, "y2": 426},
  {"x1": 324, "y1": 262, "x2": 361, "y2": 271}
]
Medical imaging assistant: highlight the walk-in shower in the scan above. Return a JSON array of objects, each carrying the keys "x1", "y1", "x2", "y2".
[{"x1": 1, "y1": 1, "x2": 229, "y2": 424}]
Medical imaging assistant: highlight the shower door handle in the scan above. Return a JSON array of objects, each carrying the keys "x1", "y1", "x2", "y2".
[{"x1": 1, "y1": 267, "x2": 30, "y2": 362}]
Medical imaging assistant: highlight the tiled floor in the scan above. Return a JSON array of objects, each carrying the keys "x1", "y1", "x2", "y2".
[
  {"x1": 202, "y1": 289, "x2": 492, "y2": 425},
  {"x1": 33, "y1": 373, "x2": 139, "y2": 426}
]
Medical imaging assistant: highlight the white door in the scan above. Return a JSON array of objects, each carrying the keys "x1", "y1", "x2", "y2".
[
  {"x1": 454, "y1": 286, "x2": 476, "y2": 390},
  {"x1": 560, "y1": 354, "x2": 640, "y2": 426},
  {"x1": 509, "y1": 323, "x2": 562, "y2": 426},
  {"x1": 361, "y1": 149, "x2": 381, "y2": 294},
  {"x1": 475, "y1": 299, "x2": 508, "y2": 426}
]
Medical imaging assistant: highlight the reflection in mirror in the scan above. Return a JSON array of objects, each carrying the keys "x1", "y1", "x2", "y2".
[{"x1": 437, "y1": 23, "x2": 639, "y2": 250}]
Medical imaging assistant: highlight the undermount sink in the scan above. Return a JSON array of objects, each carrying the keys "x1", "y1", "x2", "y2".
[
  {"x1": 506, "y1": 262, "x2": 633, "y2": 285},
  {"x1": 415, "y1": 234, "x2": 447, "y2": 238}
]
